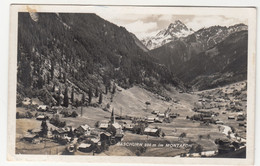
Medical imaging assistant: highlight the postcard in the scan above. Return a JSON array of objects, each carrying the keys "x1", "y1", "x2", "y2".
[{"x1": 8, "y1": 5, "x2": 256, "y2": 165}]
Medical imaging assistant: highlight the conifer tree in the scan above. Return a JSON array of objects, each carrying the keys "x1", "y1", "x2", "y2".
[
  {"x1": 41, "y1": 120, "x2": 48, "y2": 137},
  {"x1": 63, "y1": 86, "x2": 69, "y2": 107},
  {"x1": 71, "y1": 87, "x2": 74, "y2": 104},
  {"x1": 88, "y1": 88, "x2": 92, "y2": 103},
  {"x1": 99, "y1": 92, "x2": 103, "y2": 104},
  {"x1": 81, "y1": 93, "x2": 85, "y2": 105}
]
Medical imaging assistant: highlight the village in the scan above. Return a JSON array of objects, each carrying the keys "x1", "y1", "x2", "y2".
[{"x1": 16, "y1": 81, "x2": 247, "y2": 157}]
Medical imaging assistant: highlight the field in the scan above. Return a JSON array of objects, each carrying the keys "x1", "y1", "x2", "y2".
[{"x1": 16, "y1": 81, "x2": 247, "y2": 157}]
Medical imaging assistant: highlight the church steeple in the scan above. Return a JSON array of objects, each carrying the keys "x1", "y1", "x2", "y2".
[{"x1": 111, "y1": 108, "x2": 115, "y2": 124}]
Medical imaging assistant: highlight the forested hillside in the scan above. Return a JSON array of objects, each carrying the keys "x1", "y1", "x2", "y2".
[{"x1": 17, "y1": 12, "x2": 184, "y2": 106}]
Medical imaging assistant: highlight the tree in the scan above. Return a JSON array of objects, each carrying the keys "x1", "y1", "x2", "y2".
[
  {"x1": 58, "y1": 67, "x2": 62, "y2": 79},
  {"x1": 189, "y1": 144, "x2": 203, "y2": 153},
  {"x1": 63, "y1": 86, "x2": 69, "y2": 107},
  {"x1": 180, "y1": 132, "x2": 186, "y2": 138},
  {"x1": 57, "y1": 88, "x2": 61, "y2": 106},
  {"x1": 162, "y1": 132, "x2": 166, "y2": 138},
  {"x1": 81, "y1": 93, "x2": 85, "y2": 105},
  {"x1": 88, "y1": 88, "x2": 92, "y2": 103},
  {"x1": 47, "y1": 73, "x2": 50, "y2": 84},
  {"x1": 41, "y1": 120, "x2": 48, "y2": 137},
  {"x1": 37, "y1": 76, "x2": 44, "y2": 89},
  {"x1": 52, "y1": 84, "x2": 56, "y2": 92},
  {"x1": 105, "y1": 86, "x2": 108, "y2": 94},
  {"x1": 95, "y1": 87, "x2": 99, "y2": 97},
  {"x1": 16, "y1": 112, "x2": 20, "y2": 119},
  {"x1": 99, "y1": 92, "x2": 103, "y2": 104},
  {"x1": 71, "y1": 111, "x2": 78, "y2": 117},
  {"x1": 112, "y1": 83, "x2": 116, "y2": 94},
  {"x1": 63, "y1": 72, "x2": 67, "y2": 83},
  {"x1": 51, "y1": 60, "x2": 55, "y2": 80},
  {"x1": 71, "y1": 87, "x2": 74, "y2": 104},
  {"x1": 19, "y1": 58, "x2": 33, "y2": 88}
]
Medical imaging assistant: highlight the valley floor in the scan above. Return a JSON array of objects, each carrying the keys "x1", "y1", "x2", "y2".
[{"x1": 15, "y1": 81, "x2": 247, "y2": 157}]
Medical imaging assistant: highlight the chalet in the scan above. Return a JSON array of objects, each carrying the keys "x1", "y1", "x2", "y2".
[
  {"x1": 152, "y1": 110, "x2": 159, "y2": 115},
  {"x1": 144, "y1": 127, "x2": 160, "y2": 137},
  {"x1": 36, "y1": 115, "x2": 47, "y2": 120},
  {"x1": 37, "y1": 105, "x2": 48, "y2": 112},
  {"x1": 22, "y1": 98, "x2": 31, "y2": 105},
  {"x1": 99, "y1": 122, "x2": 109, "y2": 130},
  {"x1": 147, "y1": 117, "x2": 155, "y2": 123},
  {"x1": 169, "y1": 113, "x2": 177, "y2": 118},
  {"x1": 77, "y1": 124, "x2": 91, "y2": 135},
  {"x1": 52, "y1": 128, "x2": 70, "y2": 140},
  {"x1": 237, "y1": 114, "x2": 245, "y2": 121},
  {"x1": 157, "y1": 113, "x2": 165, "y2": 118},
  {"x1": 100, "y1": 132, "x2": 111, "y2": 144},
  {"x1": 90, "y1": 129, "x2": 100, "y2": 136},
  {"x1": 202, "y1": 117, "x2": 214, "y2": 123},
  {"x1": 77, "y1": 143, "x2": 93, "y2": 152},
  {"x1": 228, "y1": 116, "x2": 235, "y2": 120},
  {"x1": 216, "y1": 139, "x2": 235, "y2": 154},
  {"x1": 215, "y1": 120, "x2": 224, "y2": 125},
  {"x1": 90, "y1": 138, "x2": 100, "y2": 145},
  {"x1": 123, "y1": 124, "x2": 134, "y2": 131},
  {"x1": 114, "y1": 133, "x2": 124, "y2": 142},
  {"x1": 23, "y1": 133, "x2": 37, "y2": 142},
  {"x1": 154, "y1": 117, "x2": 163, "y2": 123}
]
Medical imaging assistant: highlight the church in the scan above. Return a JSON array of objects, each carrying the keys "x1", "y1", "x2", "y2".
[{"x1": 108, "y1": 108, "x2": 124, "y2": 138}]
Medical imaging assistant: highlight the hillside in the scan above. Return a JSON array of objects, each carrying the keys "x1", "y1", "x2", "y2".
[
  {"x1": 17, "y1": 12, "x2": 185, "y2": 106},
  {"x1": 150, "y1": 24, "x2": 248, "y2": 75},
  {"x1": 177, "y1": 30, "x2": 248, "y2": 90}
]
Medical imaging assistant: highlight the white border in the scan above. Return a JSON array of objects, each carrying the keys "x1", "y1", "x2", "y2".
[{"x1": 0, "y1": 1, "x2": 258, "y2": 166}]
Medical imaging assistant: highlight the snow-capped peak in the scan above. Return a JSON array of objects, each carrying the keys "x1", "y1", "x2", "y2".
[{"x1": 141, "y1": 20, "x2": 193, "y2": 50}]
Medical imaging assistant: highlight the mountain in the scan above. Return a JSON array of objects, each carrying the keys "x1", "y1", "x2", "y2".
[
  {"x1": 149, "y1": 24, "x2": 248, "y2": 75},
  {"x1": 17, "y1": 12, "x2": 184, "y2": 105},
  {"x1": 177, "y1": 30, "x2": 248, "y2": 90},
  {"x1": 141, "y1": 20, "x2": 194, "y2": 50}
]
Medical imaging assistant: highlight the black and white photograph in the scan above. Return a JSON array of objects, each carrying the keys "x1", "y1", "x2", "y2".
[{"x1": 7, "y1": 5, "x2": 257, "y2": 165}]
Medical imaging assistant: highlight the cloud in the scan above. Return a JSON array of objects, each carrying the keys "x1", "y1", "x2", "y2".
[
  {"x1": 185, "y1": 15, "x2": 247, "y2": 31},
  {"x1": 123, "y1": 20, "x2": 158, "y2": 38}
]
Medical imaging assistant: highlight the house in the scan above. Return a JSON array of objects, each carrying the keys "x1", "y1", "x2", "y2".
[
  {"x1": 77, "y1": 124, "x2": 91, "y2": 135},
  {"x1": 36, "y1": 115, "x2": 47, "y2": 120},
  {"x1": 99, "y1": 122, "x2": 109, "y2": 130},
  {"x1": 77, "y1": 143, "x2": 93, "y2": 153},
  {"x1": 157, "y1": 113, "x2": 165, "y2": 118},
  {"x1": 169, "y1": 113, "x2": 177, "y2": 118},
  {"x1": 111, "y1": 123, "x2": 123, "y2": 135},
  {"x1": 146, "y1": 117, "x2": 154, "y2": 123},
  {"x1": 22, "y1": 98, "x2": 31, "y2": 106},
  {"x1": 114, "y1": 133, "x2": 124, "y2": 142},
  {"x1": 90, "y1": 138, "x2": 100, "y2": 144},
  {"x1": 52, "y1": 128, "x2": 70, "y2": 140},
  {"x1": 152, "y1": 110, "x2": 159, "y2": 115},
  {"x1": 23, "y1": 133, "x2": 37, "y2": 142},
  {"x1": 216, "y1": 121, "x2": 224, "y2": 125},
  {"x1": 100, "y1": 132, "x2": 111, "y2": 144},
  {"x1": 123, "y1": 124, "x2": 134, "y2": 131},
  {"x1": 154, "y1": 117, "x2": 163, "y2": 123},
  {"x1": 37, "y1": 105, "x2": 48, "y2": 112},
  {"x1": 228, "y1": 116, "x2": 235, "y2": 120},
  {"x1": 144, "y1": 127, "x2": 160, "y2": 137},
  {"x1": 237, "y1": 114, "x2": 245, "y2": 121}
]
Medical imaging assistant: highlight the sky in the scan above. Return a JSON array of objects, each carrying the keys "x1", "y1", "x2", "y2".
[{"x1": 95, "y1": 12, "x2": 248, "y2": 39}]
